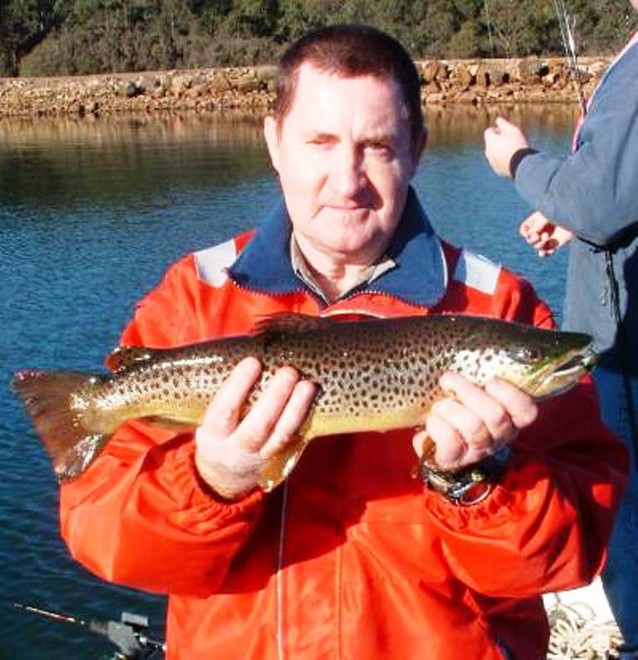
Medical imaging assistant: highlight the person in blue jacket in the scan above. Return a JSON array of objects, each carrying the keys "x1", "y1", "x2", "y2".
[{"x1": 484, "y1": 4, "x2": 638, "y2": 653}]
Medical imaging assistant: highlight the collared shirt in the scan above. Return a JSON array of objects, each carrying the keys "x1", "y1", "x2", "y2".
[{"x1": 289, "y1": 234, "x2": 396, "y2": 303}]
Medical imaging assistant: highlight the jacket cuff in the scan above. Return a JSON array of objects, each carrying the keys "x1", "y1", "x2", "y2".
[
  {"x1": 421, "y1": 452, "x2": 546, "y2": 531},
  {"x1": 422, "y1": 478, "x2": 515, "y2": 529},
  {"x1": 509, "y1": 147, "x2": 538, "y2": 178},
  {"x1": 420, "y1": 447, "x2": 510, "y2": 506},
  {"x1": 152, "y1": 438, "x2": 264, "y2": 525}
]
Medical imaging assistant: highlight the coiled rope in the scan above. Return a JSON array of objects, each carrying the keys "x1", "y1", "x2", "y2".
[{"x1": 547, "y1": 598, "x2": 624, "y2": 659}]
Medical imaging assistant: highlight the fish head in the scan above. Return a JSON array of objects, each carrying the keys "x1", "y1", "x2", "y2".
[
  {"x1": 447, "y1": 319, "x2": 597, "y2": 399},
  {"x1": 497, "y1": 330, "x2": 596, "y2": 398}
]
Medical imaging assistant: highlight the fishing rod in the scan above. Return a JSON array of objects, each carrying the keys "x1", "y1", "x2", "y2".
[
  {"x1": 483, "y1": 0, "x2": 495, "y2": 57},
  {"x1": 10, "y1": 601, "x2": 166, "y2": 659},
  {"x1": 552, "y1": 0, "x2": 588, "y2": 114},
  {"x1": 551, "y1": 0, "x2": 638, "y2": 468}
]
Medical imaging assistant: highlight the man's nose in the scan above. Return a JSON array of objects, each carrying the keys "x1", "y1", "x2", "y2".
[{"x1": 330, "y1": 146, "x2": 366, "y2": 196}]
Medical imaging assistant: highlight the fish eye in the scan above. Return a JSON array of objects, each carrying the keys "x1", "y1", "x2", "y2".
[{"x1": 509, "y1": 346, "x2": 543, "y2": 364}]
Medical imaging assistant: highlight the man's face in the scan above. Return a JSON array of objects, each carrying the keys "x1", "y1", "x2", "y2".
[{"x1": 264, "y1": 62, "x2": 423, "y2": 267}]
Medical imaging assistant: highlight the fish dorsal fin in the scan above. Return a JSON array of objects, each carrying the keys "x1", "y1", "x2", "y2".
[
  {"x1": 105, "y1": 346, "x2": 155, "y2": 373},
  {"x1": 252, "y1": 313, "x2": 335, "y2": 336}
]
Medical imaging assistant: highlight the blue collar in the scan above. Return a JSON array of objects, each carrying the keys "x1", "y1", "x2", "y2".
[{"x1": 228, "y1": 187, "x2": 447, "y2": 308}]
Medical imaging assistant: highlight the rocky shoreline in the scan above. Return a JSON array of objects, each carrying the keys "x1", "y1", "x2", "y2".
[{"x1": 0, "y1": 56, "x2": 611, "y2": 119}]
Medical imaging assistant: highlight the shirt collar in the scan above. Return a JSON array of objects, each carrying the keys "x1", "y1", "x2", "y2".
[
  {"x1": 228, "y1": 186, "x2": 447, "y2": 308},
  {"x1": 289, "y1": 234, "x2": 396, "y2": 302}
]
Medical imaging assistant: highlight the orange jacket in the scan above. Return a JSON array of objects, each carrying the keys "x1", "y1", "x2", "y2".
[{"x1": 60, "y1": 192, "x2": 627, "y2": 659}]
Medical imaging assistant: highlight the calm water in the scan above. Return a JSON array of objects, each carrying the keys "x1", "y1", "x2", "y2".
[{"x1": 0, "y1": 105, "x2": 575, "y2": 658}]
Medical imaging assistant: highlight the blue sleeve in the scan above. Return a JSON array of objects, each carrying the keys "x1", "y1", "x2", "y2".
[{"x1": 514, "y1": 44, "x2": 638, "y2": 247}]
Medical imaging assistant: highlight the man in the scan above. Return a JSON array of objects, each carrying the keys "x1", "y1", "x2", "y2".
[
  {"x1": 60, "y1": 25, "x2": 626, "y2": 659},
  {"x1": 484, "y1": 4, "x2": 638, "y2": 652}
]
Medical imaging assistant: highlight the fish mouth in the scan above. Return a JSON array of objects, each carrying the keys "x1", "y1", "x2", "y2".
[
  {"x1": 552, "y1": 347, "x2": 598, "y2": 378},
  {"x1": 525, "y1": 346, "x2": 598, "y2": 399}
]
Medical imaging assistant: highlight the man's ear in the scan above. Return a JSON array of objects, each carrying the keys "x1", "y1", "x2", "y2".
[
  {"x1": 264, "y1": 115, "x2": 281, "y2": 172},
  {"x1": 415, "y1": 129, "x2": 428, "y2": 162},
  {"x1": 409, "y1": 129, "x2": 428, "y2": 177}
]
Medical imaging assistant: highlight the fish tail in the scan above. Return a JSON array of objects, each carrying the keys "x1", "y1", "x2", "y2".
[{"x1": 12, "y1": 370, "x2": 108, "y2": 481}]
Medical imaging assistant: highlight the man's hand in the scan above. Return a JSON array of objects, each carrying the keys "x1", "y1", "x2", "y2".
[
  {"x1": 413, "y1": 372, "x2": 538, "y2": 470},
  {"x1": 484, "y1": 117, "x2": 530, "y2": 178},
  {"x1": 520, "y1": 210, "x2": 573, "y2": 257},
  {"x1": 194, "y1": 357, "x2": 318, "y2": 500}
]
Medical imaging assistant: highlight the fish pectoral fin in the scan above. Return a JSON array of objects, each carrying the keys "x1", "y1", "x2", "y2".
[
  {"x1": 419, "y1": 435, "x2": 436, "y2": 462},
  {"x1": 258, "y1": 438, "x2": 309, "y2": 492},
  {"x1": 410, "y1": 433, "x2": 439, "y2": 480}
]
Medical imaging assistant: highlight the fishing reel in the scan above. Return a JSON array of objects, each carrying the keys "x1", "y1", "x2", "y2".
[
  {"x1": 11, "y1": 602, "x2": 166, "y2": 659},
  {"x1": 89, "y1": 610, "x2": 165, "y2": 659}
]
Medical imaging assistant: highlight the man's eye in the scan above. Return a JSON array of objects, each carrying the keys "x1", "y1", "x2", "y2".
[
  {"x1": 307, "y1": 137, "x2": 333, "y2": 147},
  {"x1": 366, "y1": 142, "x2": 393, "y2": 156}
]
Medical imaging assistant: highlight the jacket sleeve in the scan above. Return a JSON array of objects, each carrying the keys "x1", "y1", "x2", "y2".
[
  {"x1": 421, "y1": 278, "x2": 628, "y2": 597},
  {"x1": 421, "y1": 378, "x2": 627, "y2": 597},
  {"x1": 514, "y1": 44, "x2": 638, "y2": 247},
  {"x1": 60, "y1": 255, "x2": 265, "y2": 597}
]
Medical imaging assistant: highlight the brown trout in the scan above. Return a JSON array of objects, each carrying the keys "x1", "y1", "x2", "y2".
[{"x1": 13, "y1": 313, "x2": 596, "y2": 491}]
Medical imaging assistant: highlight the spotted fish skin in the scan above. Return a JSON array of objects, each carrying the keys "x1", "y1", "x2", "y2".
[{"x1": 12, "y1": 314, "x2": 596, "y2": 489}]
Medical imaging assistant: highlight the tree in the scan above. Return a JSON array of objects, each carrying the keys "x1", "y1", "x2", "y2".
[
  {"x1": 5, "y1": 0, "x2": 638, "y2": 76},
  {"x1": 0, "y1": 0, "x2": 66, "y2": 75}
]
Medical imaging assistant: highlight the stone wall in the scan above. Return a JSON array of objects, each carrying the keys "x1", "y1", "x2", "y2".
[{"x1": 0, "y1": 56, "x2": 611, "y2": 118}]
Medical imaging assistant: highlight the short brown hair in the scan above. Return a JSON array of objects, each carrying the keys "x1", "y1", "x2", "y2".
[{"x1": 272, "y1": 24, "x2": 425, "y2": 151}]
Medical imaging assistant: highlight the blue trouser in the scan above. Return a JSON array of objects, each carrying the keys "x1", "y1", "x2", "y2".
[{"x1": 595, "y1": 367, "x2": 638, "y2": 650}]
